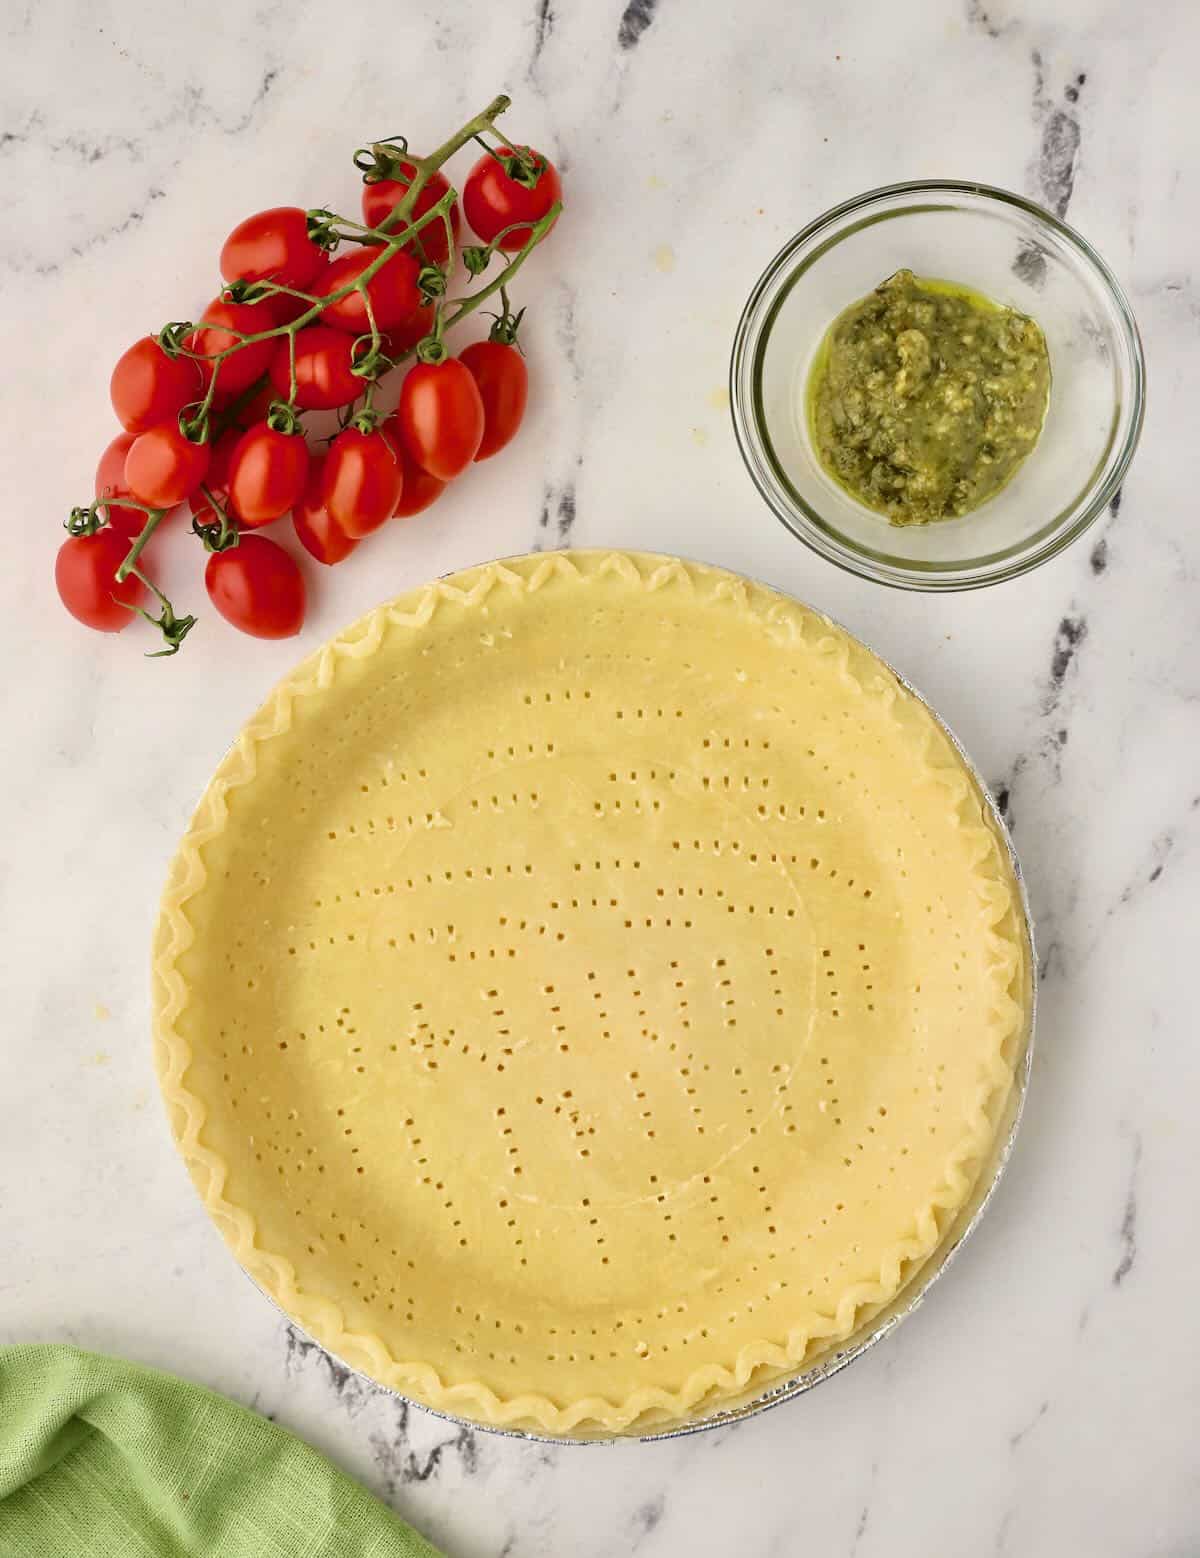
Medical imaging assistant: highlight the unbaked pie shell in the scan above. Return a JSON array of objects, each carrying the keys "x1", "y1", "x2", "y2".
[{"x1": 152, "y1": 551, "x2": 1028, "y2": 1435}]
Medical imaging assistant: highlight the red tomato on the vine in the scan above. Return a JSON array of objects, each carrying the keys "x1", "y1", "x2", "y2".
[
  {"x1": 398, "y1": 359, "x2": 484, "y2": 481},
  {"x1": 361, "y1": 162, "x2": 460, "y2": 265},
  {"x1": 55, "y1": 528, "x2": 145, "y2": 633},
  {"x1": 264, "y1": 291, "x2": 321, "y2": 327},
  {"x1": 208, "y1": 425, "x2": 245, "y2": 488},
  {"x1": 205, "y1": 535, "x2": 305, "y2": 639},
  {"x1": 95, "y1": 432, "x2": 147, "y2": 538},
  {"x1": 322, "y1": 426, "x2": 403, "y2": 539},
  {"x1": 380, "y1": 423, "x2": 447, "y2": 517},
  {"x1": 220, "y1": 206, "x2": 329, "y2": 291},
  {"x1": 110, "y1": 337, "x2": 203, "y2": 435},
  {"x1": 125, "y1": 421, "x2": 210, "y2": 508},
  {"x1": 458, "y1": 340, "x2": 528, "y2": 459},
  {"x1": 462, "y1": 146, "x2": 561, "y2": 251},
  {"x1": 292, "y1": 456, "x2": 358, "y2": 565},
  {"x1": 188, "y1": 427, "x2": 243, "y2": 530},
  {"x1": 382, "y1": 299, "x2": 436, "y2": 359},
  {"x1": 269, "y1": 326, "x2": 364, "y2": 410},
  {"x1": 316, "y1": 247, "x2": 422, "y2": 335},
  {"x1": 235, "y1": 380, "x2": 283, "y2": 423},
  {"x1": 227, "y1": 423, "x2": 310, "y2": 528},
  {"x1": 187, "y1": 297, "x2": 279, "y2": 400}
]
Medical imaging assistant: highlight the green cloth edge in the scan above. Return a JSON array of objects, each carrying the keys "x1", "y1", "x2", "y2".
[{"x1": 0, "y1": 1344, "x2": 442, "y2": 1558}]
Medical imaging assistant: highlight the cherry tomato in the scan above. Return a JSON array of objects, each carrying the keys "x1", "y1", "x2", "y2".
[
  {"x1": 187, "y1": 297, "x2": 279, "y2": 400},
  {"x1": 234, "y1": 380, "x2": 281, "y2": 424},
  {"x1": 463, "y1": 146, "x2": 561, "y2": 252},
  {"x1": 205, "y1": 534, "x2": 306, "y2": 639},
  {"x1": 380, "y1": 423, "x2": 447, "y2": 517},
  {"x1": 207, "y1": 426, "x2": 244, "y2": 491},
  {"x1": 110, "y1": 337, "x2": 203, "y2": 435},
  {"x1": 220, "y1": 206, "x2": 329, "y2": 291},
  {"x1": 125, "y1": 420, "x2": 210, "y2": 507},
  {"x1": 269, "y1": 326, "x2": 364, "y2": 410},
  {"x1": 315, "y1": 247, "x2": 421, "y2": 335},
  {"x1": 361, "y1": 162, "x2": 460, "y2": 265},
  {"x1": 189, "y1": 427, "x2": 243, "y2": 530},
  {"x1": 292, "y1": 456, "x2": 358, "y2": 565},
  {"x1": 322, "y1": 426, "x2": 403, "y2": 539},
  {"x1": 458, "y1": 340, "x2": 528, "y2": 459},
  {"x1": 95, "y1": 431, "x2": 148, "y2": 538},
  {"x1": 264, "y1": 289, "x2": 322, "y2": 326},
  {"x1": 397, "y1": 359, "x2": 484, "y2": 481},
  {"x1": 382, "y1": 299, "x2": 436, "y2": 359},
  {"x1": 226, "y1": 422, "x2": 310, "y2": 528},
  {"x1": 55, "y1": 528, "x2": 145, "y2": 633}
]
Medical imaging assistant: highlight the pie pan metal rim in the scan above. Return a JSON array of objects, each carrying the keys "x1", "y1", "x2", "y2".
[{"x1": 155, "y1": 549, "x2": 1035, "y2": 1444}]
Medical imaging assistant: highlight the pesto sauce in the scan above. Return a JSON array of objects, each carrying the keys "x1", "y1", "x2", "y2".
[{"x1": 807, "y1": 270, "x2": 1051, "y2": 525}]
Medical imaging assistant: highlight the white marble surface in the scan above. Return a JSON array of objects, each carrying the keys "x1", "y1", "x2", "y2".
[{"x1": 2, "y1": 0, "x2": 1198, "y2": 1553}]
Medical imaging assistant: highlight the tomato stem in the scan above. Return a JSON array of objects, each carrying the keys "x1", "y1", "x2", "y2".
[
  {"x1": 129, "y1": 570, "x2": 197, "y2": 657},
  {"x1": 114, "y1": 505, "x2": 169, "y2": 582},
  {"x1": 373, "y1": 94, "x2": 511, "y2": 237},
  {"x1": 361, "y1": 287, "x2": 383, "y2": 355},
  {"x1": 487, "y1": 287, "x2": 526, "y2": 347},
  {"x1": 104, "y1": 508, "x2": 199, "y2": 654},
  {"x1": 441, "y1": 200, "x2": 560, "y2": 330},
  {"x1": 473, "y1": 131, "x2": 539, "y2": 184},
  {"x1": 192, "y1": 485, "x2": 240, "y2": 553}
]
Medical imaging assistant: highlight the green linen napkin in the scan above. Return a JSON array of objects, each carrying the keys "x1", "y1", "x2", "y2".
[{"x1": 0, "y1": 1344, "x2": 442, "y2": 1557}]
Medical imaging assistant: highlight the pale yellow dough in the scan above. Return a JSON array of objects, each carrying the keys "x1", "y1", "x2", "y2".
[{"x1": 153, "y1": 552, "x2": 1029, "y2": 1436}]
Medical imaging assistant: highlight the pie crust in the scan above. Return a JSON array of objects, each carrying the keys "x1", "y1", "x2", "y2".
[{"x1": 152, "y1": 551, "x2": 1029, "y2": 1435}]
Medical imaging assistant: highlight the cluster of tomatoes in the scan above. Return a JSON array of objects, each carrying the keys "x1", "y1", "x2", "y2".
[{"x1": 55, "y1": 129, "x2": 562, "y2": 648}]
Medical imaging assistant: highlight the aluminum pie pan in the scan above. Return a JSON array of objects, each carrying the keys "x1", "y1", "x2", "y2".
[{"x1": 242, "y1": 552, "x2": 1036, "y2": 1445}]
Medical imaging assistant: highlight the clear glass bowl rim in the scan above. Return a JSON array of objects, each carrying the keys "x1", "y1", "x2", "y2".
[{"x1": 729, "y1": 178, "x2": 1147, "y2": 591}]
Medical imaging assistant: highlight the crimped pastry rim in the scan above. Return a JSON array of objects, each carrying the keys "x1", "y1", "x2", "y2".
[{"x1": 152, "y1": 550, "x2": 1031, "y2": 1436}]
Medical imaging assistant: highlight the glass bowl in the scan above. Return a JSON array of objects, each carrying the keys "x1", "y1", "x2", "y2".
[{"x1": 729, "y1": 181, "x2": 1145, "y2": 590}]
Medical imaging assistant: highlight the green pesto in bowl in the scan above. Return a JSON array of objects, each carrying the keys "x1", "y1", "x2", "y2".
[{"x1": 807, "y1": 269, "x2": 1051, "y2": 525}]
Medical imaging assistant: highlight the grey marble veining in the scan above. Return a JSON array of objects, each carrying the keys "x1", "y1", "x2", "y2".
[{"x1": 2, "y1": 1, "x2": 1198, "y2": 1554}]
